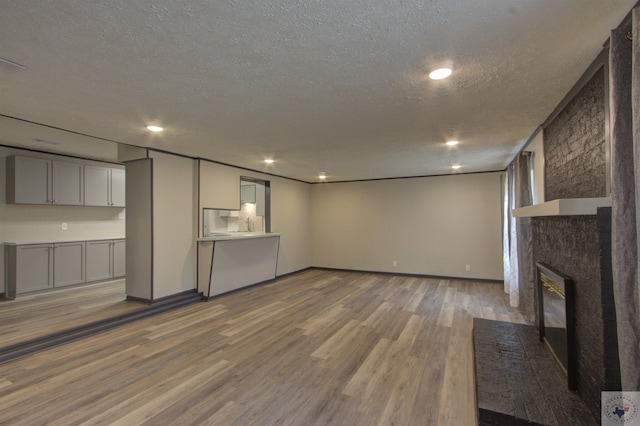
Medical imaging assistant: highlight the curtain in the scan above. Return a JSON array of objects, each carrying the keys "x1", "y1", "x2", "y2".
[
  {"x1": 502, "y1": 172, "x2": 512, "y2": 298},
  {"x1": 610, "y1": 7, "x2": 640, "y2": 391},
  {"x1": 503, "y1": 152, "x2": 535, "y2": 320}
]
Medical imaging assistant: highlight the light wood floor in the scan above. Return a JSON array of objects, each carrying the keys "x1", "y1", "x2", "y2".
[
  {"x1": 0, "y1": 280, "x2": 146, "y2": 348},
  {"x1": 0, "y1": 269, "x2": 526, "y2": 425}
]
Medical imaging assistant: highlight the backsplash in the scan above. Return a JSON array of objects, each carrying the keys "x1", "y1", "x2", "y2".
[{"x1": 205, "y1": 203, "x2": 264, "y2": 234}]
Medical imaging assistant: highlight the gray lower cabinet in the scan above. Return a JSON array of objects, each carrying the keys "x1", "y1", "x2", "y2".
[
  {"x1": 8, "y1": 244, "x2": 54, "y2": 296},
  {"x1": 86, "y1": 240, "x2": 113, "y2": 282},
  {"x1": 85, "y1": 239, "x2": 126, "y2": 282},
  {"x1": 6, "y1": 238, "x2": 124, "y2": 297},
  {"x1": 53, "y1": 242, "x2": 85, "y2": 287},
  {"x1": 113, "y1": 239, "x2": 126, "y2": 278}
]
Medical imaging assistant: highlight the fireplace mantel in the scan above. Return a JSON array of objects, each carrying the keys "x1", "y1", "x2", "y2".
[{"x1": 513, "y1": 197, "x2": 611, "y2": 218}]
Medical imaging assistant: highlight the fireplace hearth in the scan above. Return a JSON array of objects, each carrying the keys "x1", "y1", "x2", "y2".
[{"x1": 537, "y1": 262, "x2": 577, "y2": 390}]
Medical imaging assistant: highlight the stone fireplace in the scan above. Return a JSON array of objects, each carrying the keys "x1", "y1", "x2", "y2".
[
  {"x1": 475, "y1": 202, "x2": 622, "y2": 424},
  {"x1": 528, "y1": 205, "x2": 620, "y2": 419}
]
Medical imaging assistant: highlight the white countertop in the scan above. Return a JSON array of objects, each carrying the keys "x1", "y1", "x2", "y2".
[
  {"x1": 198, "y1": 232, "x2": 280, "y2": 242},
  {"x1": 512, "y1": 197, "x2": 611, "y2": 217},
  {"x1": 5, "y1": 237, "x2": 125, "y2": 246}
]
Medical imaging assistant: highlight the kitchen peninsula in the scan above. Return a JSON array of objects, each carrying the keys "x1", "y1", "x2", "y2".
[{"x1": 197, "y1": 232, "x2": 280, "y2": 298}]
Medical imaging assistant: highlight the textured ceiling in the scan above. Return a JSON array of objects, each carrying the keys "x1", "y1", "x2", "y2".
[{"x1": 0, "y1": 1, "x2": 636, "y2": 182}]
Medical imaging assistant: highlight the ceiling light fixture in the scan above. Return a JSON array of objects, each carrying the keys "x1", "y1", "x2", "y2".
[
  {"x1": 451, "y1": 165, "x2": 461, "y2": 170},
  {"x1": 429, "y1": 68, "x2": 452, "y2": 80},
  {"x1": 319, "y1": 173, "x2": 327, "y2": 180},
  {"x1": 446, "y1": 140, "x2": 459, "y2": 146},
  {"x1": 146, "y1": 125, "x2": 164, "y2": 132},
  {"x1": 264, "y1": 159, "x2": 274, "y2": 164}
]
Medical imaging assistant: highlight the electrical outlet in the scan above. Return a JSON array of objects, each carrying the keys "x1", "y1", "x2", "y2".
[
  {"x1": 118, "y1": 212, "x2": 125, "y2": 220},
  {"x1": 393, "y1": 260, "x2": 398, "y2": 267},
  {"x1": 465, "y1": 264, "x2": 471, "y2": 271},
  {"x1": 61, "y1": 223, "x2": 68, "y2": 230}
]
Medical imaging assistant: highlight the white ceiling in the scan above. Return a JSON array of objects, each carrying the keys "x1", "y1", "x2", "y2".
[{"x1": 0, "y1": 1, "x2": 636, "y2": 182}]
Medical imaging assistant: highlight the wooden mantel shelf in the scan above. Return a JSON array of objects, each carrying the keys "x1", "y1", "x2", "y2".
[{"x1": 513, "y1": 197, "x2": 611, "y2": 218}]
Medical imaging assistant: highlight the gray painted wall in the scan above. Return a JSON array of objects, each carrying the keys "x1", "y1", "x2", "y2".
[
  {"x1": 310, "y1": 172, "x2": 504, "y2": 280},
  {"x1": 149, "y1": 151, "x2": 197, "y2": 299}
]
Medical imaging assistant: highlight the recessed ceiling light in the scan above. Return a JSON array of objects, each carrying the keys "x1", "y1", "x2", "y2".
[
  {"x1": 429, "y1": 68, "x2": 452, "y2": 80},
  {"x1": 264, "y1": 159, "x2": 274, "y2": 164},
  {"x1": 451, "y1": 165, "x2": 462, "y2": 170},
  {"x1": 446, "y1": 140, "x2": 459, "y2": 146},
  {"x1": 146, "y1": 125, "x2": 163, "y2": 132},
  {"x1": 319, "y1": 173, "x2": 327, "y2": 180}
]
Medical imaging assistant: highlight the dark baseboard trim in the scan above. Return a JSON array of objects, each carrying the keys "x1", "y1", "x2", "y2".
[
  {"x1": 151, "y1": 289, "x2": 199, "y2": 304},
  {"x1": 203, "y1": 277, "x2": 278, "y2": 301},
  {"x1": 275, "y1": 266, "x2": 313, "y2": 280},
  {"x1": 310, "y1": 267, "x2": 504, "y2": 284},
  {"x1": 126, "y1": 295, "x2": 151, "y2": 304},
  {"x1": 0, "y1": 291, "x2": 203, "y2": 365}
]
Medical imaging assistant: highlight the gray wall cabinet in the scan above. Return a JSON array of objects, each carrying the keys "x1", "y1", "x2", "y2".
[
  {"x1": 7, "y1": 156, "x2": 84, "y2": 205},
  {"x1": 84, "y1": 166, "x2": 126, "y2": 207},
  {"x1": 6, "y1": 155, "x2": 124, "y2": 207},
  {"x1": 241, "y1": 184, "x2": 256, "y2": 203}
]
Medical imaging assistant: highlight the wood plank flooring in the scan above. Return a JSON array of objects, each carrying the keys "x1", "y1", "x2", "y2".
[
  {"x1": 0, "y1": 280, "x2": 146, "y2": 348},
  {"x1": 0, "y1": 269, "x2": 526, "y2": 425}
]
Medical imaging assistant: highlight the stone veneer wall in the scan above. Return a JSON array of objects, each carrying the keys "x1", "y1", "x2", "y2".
[
  {"x1": 544, "y1": 67, "x2": 606, "y2": 201},
  {"x1": 532, "y1": 209, "x2": 620, "y2": 419}
]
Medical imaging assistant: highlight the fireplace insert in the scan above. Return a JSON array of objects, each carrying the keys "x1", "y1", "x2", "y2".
[{"x1": 536, "y1": 262, "x2": 577, "y2": 390}]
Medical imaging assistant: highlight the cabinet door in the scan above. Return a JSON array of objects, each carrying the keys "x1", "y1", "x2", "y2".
[
  {"x1": 199, "y1": 160, "x2": 241, "y2": 209},
  {"x1": 112, "y1": 239, "x2": 126, "y2": 278},
  {"x1": 110, "y1": 169, "x2": 126, "y2": 207},
  {"x1": 241, "y1": 184, "x2": 256, "y2": 203},
  {"x1": 10, "y1": 156, "x2": 52, "y2": 204},
  {"x1": 256, "y1": 184, "x2": 265, "y2": 217},
  {"x1": 16, "y1": 244, "x2": 54, "y2": 293},
  {"x1": 54, "y1": 242, "x2": 85, "y2": 287},
  {"x1": 84, "y1": 166, "x2": 111, "y2": 206},
  {"x1": 52, "y1": 161, "x2": 84, "y2": 205},
  {"x1": 86, "y1": 240, "x2": 113, "y2": 281}
]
